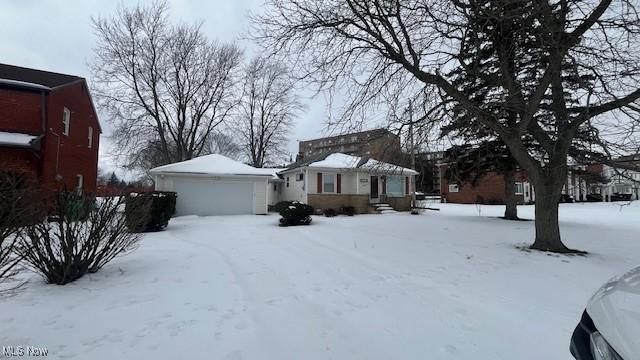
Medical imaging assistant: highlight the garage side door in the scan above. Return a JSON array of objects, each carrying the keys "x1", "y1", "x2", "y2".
[{"x1": 173, "y1": 178, "x2": 254, "y2": 216}]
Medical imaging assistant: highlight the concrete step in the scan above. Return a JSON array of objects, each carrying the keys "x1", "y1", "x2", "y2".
[
  {"x1": 380, "y1": 209, "x2": 398, "y2": 214},
  {"x1": 373, "y1": 203, "x2": 391, "y2": 208}
]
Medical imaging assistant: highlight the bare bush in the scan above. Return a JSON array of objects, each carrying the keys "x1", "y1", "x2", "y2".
[
  {"x1": 17, "y1": 193, "x2": 148, "y2": 285},
  {"x1": 0, "y1": 171, "x2": 43, "y2": 294}
]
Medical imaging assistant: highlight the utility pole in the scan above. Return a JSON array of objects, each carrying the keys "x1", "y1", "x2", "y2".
[{"x1": 408, "y1": 100, "x2": 417, "y2": 209}]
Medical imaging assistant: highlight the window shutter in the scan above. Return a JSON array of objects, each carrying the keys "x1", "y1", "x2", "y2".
[
  {"x1": 405, "y1": 177, "x2": 409, "y2": 195},
  {"x1": 337, "y1": 174, "x2": 341, "y2": 194},
  {"x1": 382, "y1": 176, "x2": 387, "y2": 195},
  {"x1": 317, "y1": 172, "x2": 323, "y2": 193}
]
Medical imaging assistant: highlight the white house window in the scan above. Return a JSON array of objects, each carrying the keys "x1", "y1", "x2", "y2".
[
  {"x1": 88, "y1": 126, "x2": 93, "y2": 148},
  {"x1": 296, "y1": 173, "x2": 304, "y2": 181},
  {"x1": 515, "y1": 182, "x2": 524, "y2": 195},
  {"x1": 62, "y1": 108, "x2": 71, "y2": 136},
  {"x1": 449, "y1": 184, "x2": 460, "y2": 193},
  {"x1": 386, "y1": 176, "x2": 404, "y2": 197},
  {"x1": 286, "y1": 176, "x2": 290, "y2": 188},
  {"x1": 323, "y1": 173, "x2": 335, "y2": 193}
]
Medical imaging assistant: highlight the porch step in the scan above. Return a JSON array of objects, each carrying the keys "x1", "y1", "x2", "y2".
[{"x1": 373, "y1": 203, "x2": 396, "y2": 213}]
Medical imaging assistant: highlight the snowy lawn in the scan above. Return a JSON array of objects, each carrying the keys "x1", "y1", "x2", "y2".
[{"x1": 2, "y1": 202, "x2": 639, "y2": 359}]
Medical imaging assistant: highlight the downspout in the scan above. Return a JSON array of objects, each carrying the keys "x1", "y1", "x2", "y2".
[
  {"x1": 38, "y1": 90, "x2": 47, "y2": 179},
  {"x1": 48, "y1": 129, "x2": 61, "y2": 181},
  {"x1": 304, "y1": 168, "x2": 308, "y2": 203}
]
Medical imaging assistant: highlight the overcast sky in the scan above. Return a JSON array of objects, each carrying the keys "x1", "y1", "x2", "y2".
[{"x1": 0, "y1": 0, "x2": 334, "y2": 176}]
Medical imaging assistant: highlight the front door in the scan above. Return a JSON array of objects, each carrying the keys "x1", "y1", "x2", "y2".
[{"x1": 370, "y1": 176, "x2": 379, "y2": 201}]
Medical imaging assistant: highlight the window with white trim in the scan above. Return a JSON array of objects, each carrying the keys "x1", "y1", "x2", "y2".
[
  {"x1": 448, "y1": 184, "x2": 459, "y2": 193},
  {"x1": 515, "y1": 182, "x2": 524, "y2": 194},
  {"x1": 76, "y1": 174, "x2": 84, "y2": 194},
  {"x1": 296, "y1": 173, "x2": 304, "y2": 181},
  {"x1": 62, "y1": 108, "x2": 71, "y2": 136},
  {"x1": 323, "y1": 173, "x2": 336, "y2": 193},
  {"x1": 88, "y1": 126, "x2": 93, "y2": 148}
]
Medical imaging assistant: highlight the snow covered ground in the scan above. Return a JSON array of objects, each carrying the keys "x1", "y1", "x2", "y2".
[{"x1": 2, "y1": 202, "x2": 639, "y2": 359}]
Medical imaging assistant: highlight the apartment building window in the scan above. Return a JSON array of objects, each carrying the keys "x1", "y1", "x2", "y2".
[
  {"x1": 448, "y1": 184, "x2": 459, "y2": 193},
  {"x1": 62, "y1": 108, "x2": 71, "y2": 136},
  {"x1": 515, "y1": 182, "x2": 524, "y2": 194},
  {"x1": 88, "y1": 126, "x2": 93, "y2": 148}
]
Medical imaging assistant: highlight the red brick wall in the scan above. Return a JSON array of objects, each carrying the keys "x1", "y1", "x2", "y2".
[
  {"x1": 0, "y1": 148, "x2": 39, "y2": 177},
  {"x1": 0, "y1": 88, "x2": 43, "y2": 134},
  {"x1": 440, "y1": 169, "x2": 527, "y2": 204},
  {"x1": 40, "y1": 81, "x2": 100, "y2": 195},
  {"x1": 0, "y1": 81, "x2": 100, "y2": 196}
]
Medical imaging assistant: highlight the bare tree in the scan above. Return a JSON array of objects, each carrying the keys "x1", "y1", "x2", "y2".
[
  {"x1": 91, "y1": 1, "x2": 243, "y2": 169},
  {"x1": 204, "y1": 131, "x2": 243, "y2": 160},
  {"x1": 253, "y1": 0, "x2": 640, "y2": 252},
  {"x1": 235, "y1": 56, "x2": 303, "y2": 167}
]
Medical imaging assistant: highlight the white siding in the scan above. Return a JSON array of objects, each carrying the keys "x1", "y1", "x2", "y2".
[
  {"x1": 307, "y1": 170, "x2": 362, "y2": 195},
  {"x1": 280, "y1": 170, "x2": 306, "y2": 202},
  {"x1": 254, "y1": 179, "x2": 268, "y2": 214},
  {"x1": 356, "y1": 171, "x2": 370, "y2": 195},
  {"x1": 153, "y1": 174, "x2": 269, "y2": 215},
  {"x1": 266, "y1": 181, "x2": 281, "y2": 206}
]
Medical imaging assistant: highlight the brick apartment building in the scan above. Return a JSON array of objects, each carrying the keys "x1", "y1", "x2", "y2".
[
  {"x1": 0, "y1": 64, "x2": 101, "y2": 195},
  {"x1": 297, "y1": 128, "x2": 402, "y2": 163},
  {"x1": 439, "y1": 167, "x2": 534, "y2": 204}
]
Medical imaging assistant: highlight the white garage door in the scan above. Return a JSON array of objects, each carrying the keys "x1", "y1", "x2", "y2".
[{"x1": 173, "y1": 178, "x2": 255, "y2": 216}]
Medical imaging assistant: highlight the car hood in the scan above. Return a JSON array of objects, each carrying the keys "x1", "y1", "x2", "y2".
[{"x1": 587, "y1": 265, "x2": 640, "y2": 360}]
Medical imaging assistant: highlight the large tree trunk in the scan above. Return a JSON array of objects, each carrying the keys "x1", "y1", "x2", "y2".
[
  {"x1": 503, "y1": 170, "x2": 519, "y2": 220},
  {"x1": 530, "y1": 177, "x2": 571, "y2": 253}
]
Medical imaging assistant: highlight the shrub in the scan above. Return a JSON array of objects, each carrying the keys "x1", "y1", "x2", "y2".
[
  {"x1": 323, "y1": 208, "x2": 337, "y2": 217},
  {"x1": 0, "y1": 171, "x2": 43, "y2": 294},
  {"x1": 559, "y1": 194, "x2": 575, "y2": 203},
  {"x1": 17, "y1": 193, "x2": 148, "y2": 285},
  {"x1": 586, "y1": 193, "x2": 603, "y2": 202},
  {"x1": 125, "y1": 191, "x2": 177, "y2": 232},
  {"x1": 279, "y1": 202, "x2": 314, "y2": 226},
  {"x1": 339, "y1": 205, "x2": 356, "y2": 216},
  {"x1": 273, "y1": 201, "x2": 294, "y2": 213}
]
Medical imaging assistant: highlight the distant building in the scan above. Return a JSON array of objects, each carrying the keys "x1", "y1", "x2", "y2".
[
  {"x1": 439, "y1": 152, "x2": 640, "y2": 204},
  {"x1": 564, "y1": 157, "x2": 640, "y2": 202},
  {"x1": 0, "y1": 64, "x2": 101, "y2": 195},
  {"x1": 414, "y1": 151, "x2": 445, "y2": 194},
  {"x1": 297, "y1": 128, "x2": 402, "y2": 164}
]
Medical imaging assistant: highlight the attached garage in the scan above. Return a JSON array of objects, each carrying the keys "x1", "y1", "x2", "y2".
[{"x1": 150, "y1": 154, "x2": 271, "y2": 216}]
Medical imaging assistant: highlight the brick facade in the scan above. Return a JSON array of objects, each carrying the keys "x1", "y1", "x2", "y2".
[
  {"x1": 0, "y1": 77, "x2": 100, "y2": 196},
  {"x1": 440, "y1": 169, "x2": 529, "y2": 204},
  {"x1": 307, "y1": 194, "x2": 373, "y2": 214}
]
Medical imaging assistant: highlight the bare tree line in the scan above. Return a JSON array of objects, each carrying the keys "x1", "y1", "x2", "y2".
[{"x1": 91, "y1": 1, "x2": 301, "y2": 170}]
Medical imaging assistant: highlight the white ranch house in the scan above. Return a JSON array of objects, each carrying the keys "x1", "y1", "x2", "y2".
[{"x1": 151, "y1": 153, "x2": 417, "y2": 216}]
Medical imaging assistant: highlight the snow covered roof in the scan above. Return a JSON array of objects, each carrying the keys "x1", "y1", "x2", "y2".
[
  {"x1": 149, "y1": 154, "x2": 273, "y2": 177},
  {"x1": 286, "y1": 152, "x2": 418, "y2": 175},
  {"x1": 0, "y1": 131, "x2": 40, "y2": 148},
  {"x1": 249, "y1": 168, "x2": 286, "y2": 180}
]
